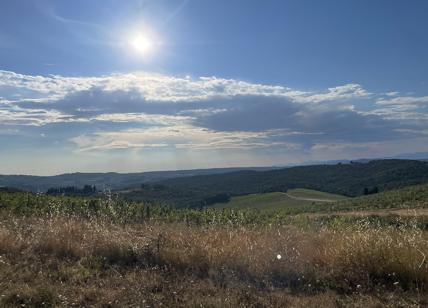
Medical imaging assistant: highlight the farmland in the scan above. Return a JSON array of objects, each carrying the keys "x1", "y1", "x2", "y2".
[{"x1": 212, "y1": 189, "x2": 347, "y2": 211}]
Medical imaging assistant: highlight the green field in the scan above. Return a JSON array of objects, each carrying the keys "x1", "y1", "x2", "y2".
[
  {"x1": 212, "y1": 188, "x2": 348, "y2": 210},
  {"x1": 286, "y1": 188, "x2": 349, "y2": 201}
]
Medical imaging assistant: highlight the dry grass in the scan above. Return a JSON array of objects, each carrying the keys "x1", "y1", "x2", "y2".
[{"x1": 0, "y1": 216, "x2": 427, "y2": 307}]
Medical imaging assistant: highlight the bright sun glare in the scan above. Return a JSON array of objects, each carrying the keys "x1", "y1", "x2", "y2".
[{"x1": 130, "y1": 34, "x2": 154, "y2": 55}]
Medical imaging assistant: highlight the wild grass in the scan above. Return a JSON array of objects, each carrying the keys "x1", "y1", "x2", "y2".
[
  {"x1": 1, "y1": 188, "x2": 428, "y2": 306},
  {"x1": 0, "y1": 214, "x2": 427, "y2": 307}
]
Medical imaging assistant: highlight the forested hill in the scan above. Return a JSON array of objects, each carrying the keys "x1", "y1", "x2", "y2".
[
  {"x1": 0, "y1": 167, "x2": 276, "y2": 192},
  {"x1": 138, "y1": 159, "x2": 428, "y2": 203},
  {"x1": 3, "y1": 160, "x2": 428, "y2": 208}
]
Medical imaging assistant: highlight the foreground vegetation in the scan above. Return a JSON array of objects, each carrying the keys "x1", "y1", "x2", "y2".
[
  {"x1": 0, "y1": 184, "x2": 428, "y2": 307},
  {"x1": 1, "y1": 215, "x2": 427, "y2": 307}
]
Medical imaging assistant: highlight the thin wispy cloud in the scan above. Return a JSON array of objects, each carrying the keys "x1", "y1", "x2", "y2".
[
  {"x1": 71, "y1": 125, "x2": 300, "y2": 152},
  {"x1": 376, "y1": 96, "x2": 428, "y2": 106}
]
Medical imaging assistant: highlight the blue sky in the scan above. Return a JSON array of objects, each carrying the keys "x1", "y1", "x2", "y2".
[{"x1": 1, "y1": 0, "x2": 428, "y2": 175}]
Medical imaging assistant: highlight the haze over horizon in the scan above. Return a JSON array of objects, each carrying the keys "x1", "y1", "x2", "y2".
[{"x1": 1, "y1": 0, "x2": 428, "y2": 175}]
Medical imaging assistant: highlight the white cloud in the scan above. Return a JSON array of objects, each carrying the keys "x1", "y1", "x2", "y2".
[
  {"x1": 91, "y1": 113, "x2": 191, "y2": 125},
  {"x1": 0, "y1": 70, "x2": 380, "y2": 131},
  {"x1": 291, "y1": 84, "x2": 370, "y2": 104},
  {"x1": 71, "y1": 125, "x2": 300, "y2": 152},
  {"x1": 367, "y1": 95, "x2": 428, "y2": 121},
  {"x1": 0, "y1": 70, "x2": 370, "y2": 104},
  {"x1": 0, "y1": 70, "x2": 97, "y2": 101},
  {"x1": 178, "y1": 108, "x2": 228, "y2": 117},
  {"x1": 0, "y1": 106, "x2": 79, "y2": 126},
  {"x1": 366, "y1": 108, "x2": 428, "y2": 121},
  {"x1": 1, "y1": 69, "x2": 428, "y2": 162},
  {"x1": 376, "y1": 96, "x2": 428, "y2": 106}
]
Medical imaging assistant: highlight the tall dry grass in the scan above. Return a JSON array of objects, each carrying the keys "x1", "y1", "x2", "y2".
[{"x1": 0, "y1": 216, "x2": 427, "y2": 307}]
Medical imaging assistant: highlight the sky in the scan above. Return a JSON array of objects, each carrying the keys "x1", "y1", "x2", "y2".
[{"x1": 1, "y1": 0, "x2": 428, "y2": 175}]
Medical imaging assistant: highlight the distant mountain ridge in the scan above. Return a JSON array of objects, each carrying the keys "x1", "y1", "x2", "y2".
[{"x1": 0, "y1": 167, "x2": 278, "y2": 192}]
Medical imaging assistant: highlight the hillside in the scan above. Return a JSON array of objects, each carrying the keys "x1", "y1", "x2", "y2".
[
  {"x1": 209, "y1": 183, "x2": 428, "y2": 214},
  {"x1": 279, "y1": 182, "x2": 428, "y2": 215},
  {"x1": 159, "y1": 159, "x2": 428, "y2": 196},
  {"x1": 120, "y1": 159, "x2": 428, "y2": 207},
  {"x1": 328, "y1": 181, "x2": 428, "y2": 212},
  {"x1": 212, "y1": 189, "x2": 347, "y2": 211},
  {"x1": 286, "y1": 188, "x2": 349, "y2": 201}
]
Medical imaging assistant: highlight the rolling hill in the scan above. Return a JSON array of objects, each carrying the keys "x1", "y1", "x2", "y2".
[
  {"x1": 3, "y1": 159, "x2": 428, "y2": 209},
  {"x1": 157, "y1": 159, "x2": 428, "y2": 196},
  {"x1": 119, "y1": 159, "x2": 428, "y2": 207},
  {"x1": 212, "y1": 183, "x2": 428, "y2": 215}
]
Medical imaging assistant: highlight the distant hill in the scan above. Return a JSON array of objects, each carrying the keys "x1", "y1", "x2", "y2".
[
  {"x1": 0, "y1": 167, "x2": 277, "y2": 192},
  {"x1": 387, "y1": 152, "x2": 428, "y2": 161},
  {"x1": 119, "y1": 159, "x2": 428, "y2": 207},
  {"x1": 3, "y1": 159, "x2": 428, "y2": 209}
]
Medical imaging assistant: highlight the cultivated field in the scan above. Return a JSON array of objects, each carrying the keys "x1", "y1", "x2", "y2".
[
  {"x1": 213, "y1": 189, "x2": 347, "y2": 211},
  {"x1": 286, "y1": 188, "x2": 348, "y2": 202}
]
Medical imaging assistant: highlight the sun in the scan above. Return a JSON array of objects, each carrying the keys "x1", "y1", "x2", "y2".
[
  {"x1": 125, "y1": 26, "x2": 161, "y2": 59},
  {"x1": 129, "y1": 33, "x2": 157, "y2": 56}
]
